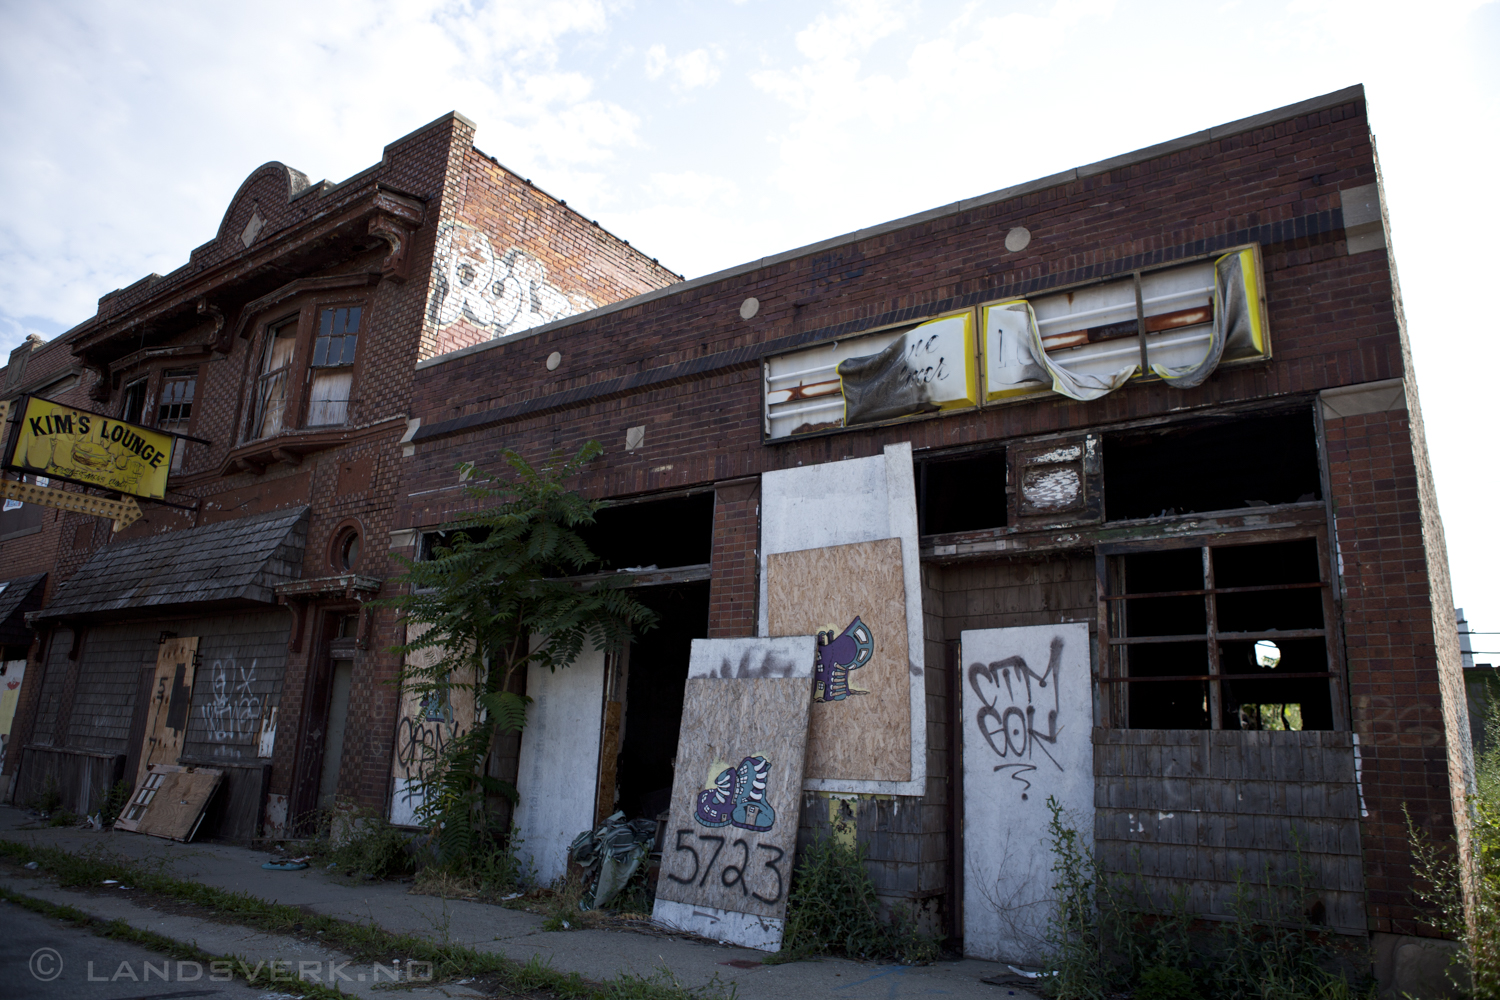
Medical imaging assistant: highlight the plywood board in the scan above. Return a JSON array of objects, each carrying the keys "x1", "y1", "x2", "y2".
[
  {"x1": 652, "y1": 636, "x2": 816, "y2": 952},
  {"x1": 133, "y1": 637, "x2": 199, "y2": 792},
  {"x1": 961, "y1": 623, "x2": 1094, "y2": 967},
  {"x1": 513, "y1": 643, "x2": 605, "y2": 883},
  {"x1": 117, "y1": 764, "x2": 224, "y2": 841},
  {"x1": 767, "y1": 538, "x2": 910, "y2": 782},
  {"x1": 757, "y1": 442, "x2": 925, "y2": 796}
]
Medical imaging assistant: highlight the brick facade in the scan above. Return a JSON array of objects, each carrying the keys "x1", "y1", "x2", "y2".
[{"x1": 392, "y1": 85, "x2": 1466, "y2": 951}]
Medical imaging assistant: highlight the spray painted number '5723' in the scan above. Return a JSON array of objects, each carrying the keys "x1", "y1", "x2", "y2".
[{"x1": 666, "y1": 829, "x2": 785, "y2": 904}]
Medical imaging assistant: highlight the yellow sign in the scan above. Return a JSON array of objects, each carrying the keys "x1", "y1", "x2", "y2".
[
  {"x1": 7, "y1": 396, "x2": 173, "y2": 500},
  {"x1": 0, "y1": 479, "x2": 141, "y2": 532}
]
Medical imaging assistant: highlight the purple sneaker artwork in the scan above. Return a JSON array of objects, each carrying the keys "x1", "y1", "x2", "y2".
[
  {"x1": 694, "y1": 755, "x2": 776, "y2": 832},
  {"x1": 814, "y1": 616, "x2": 874, "y2": 703}
]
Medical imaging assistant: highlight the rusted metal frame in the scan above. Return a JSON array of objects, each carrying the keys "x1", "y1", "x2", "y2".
[
  {"x1": 1100, "y1": 671, "x2": 1335, "y2": 683},
  {"x1": 1313, "y1": 530, "x2": 1349, "y2": 731},
  {"x1": 1109, "y1": 628, "x2": 1327, "y2": 645},
  {"x1": 1133, "y1": 272, "x2": 1149, "y2": 375},
  {"x1": 1102, "y1": 580, "x2": 1327, "y2": 602},
  {"x1": 1203, "y1": 546, "x2": 1222, "y2": 729}
]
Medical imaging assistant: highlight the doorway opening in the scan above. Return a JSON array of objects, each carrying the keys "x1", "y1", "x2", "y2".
[{"x1": 608, "y1": 580, "x2": 710, "y2": 824}]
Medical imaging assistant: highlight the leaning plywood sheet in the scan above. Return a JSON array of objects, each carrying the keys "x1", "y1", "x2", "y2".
[
  {"x1": 513, "y1": 643, "x2": 606, "y2": 883},
  {"x1": 758, "y1": 441, "x2": 924, "y2": 795},
  {"x1": 116, "y1": 764, "x2": 224, "y2": 842},
  {"x1": 133, "y1": 636, "x2": 200, "y2": 793},
  {"x1": 652, "y1": 636, "x2": 816, "y2": 952},
  {"x1": 768, "y1": 538, "x2": 910, "y2": 783},
  {"x1": 961, "y1": 623, "x2": 1093, "y2": 967}
]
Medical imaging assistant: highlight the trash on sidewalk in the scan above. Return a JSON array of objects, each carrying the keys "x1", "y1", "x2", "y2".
[
  {"x1": 261, "y1": 860, "x2": 309, "y2": 871},
  {"x1": 23, "y1": 861, "x2": 38, "y2": 869},
  {"x1": 568, "y1": 811, "x2": 657, "y2": 911}
]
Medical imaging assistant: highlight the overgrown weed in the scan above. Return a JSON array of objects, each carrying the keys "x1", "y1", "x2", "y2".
[
  {"x1": 1407, "y1": 710, "x2": 1500, "y2": 997},
  {"x1": 1040, "y1": 795, "x2": 1372, "y2": 1000},
  {"x1": 769, "y1": 836, "x2": 940, "y2": 965}
]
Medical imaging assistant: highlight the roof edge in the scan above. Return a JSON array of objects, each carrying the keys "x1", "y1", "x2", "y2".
[{"x1": 417, "y1": 83, "x2": 1366, "y2": 372}]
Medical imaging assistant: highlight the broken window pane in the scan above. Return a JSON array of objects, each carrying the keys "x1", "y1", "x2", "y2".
[
  {"x1": 1103, "y1": 408, "x2": 1321, "y2": 521},
  {"x1": 251, "y1": 321, "x2": 297, "y2": 439},
  {"x1": 121, "y1": 378, "x2": 148, "y2": 425},
  {"x1": 157, "y1": 368, "x2": 196, "y2": 472},
  {"x1": 305, "y1": 307, "x2": 361, "y2": 427},
  {"x1": 919, "y1": 450, "x2": 1007, "y2": 535},
  {"x1": 1107, "y1": 536, "x2": 1337, "y2": 731}
]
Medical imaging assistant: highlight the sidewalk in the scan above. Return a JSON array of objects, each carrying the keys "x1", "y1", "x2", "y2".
[{"x1": 0, "y1": 805, "x2": 1038, "y2": 1000}]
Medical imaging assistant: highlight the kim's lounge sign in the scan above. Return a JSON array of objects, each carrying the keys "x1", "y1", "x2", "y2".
[{"x1": 3, "y1": 396, "x2": 178, "y2": 501}]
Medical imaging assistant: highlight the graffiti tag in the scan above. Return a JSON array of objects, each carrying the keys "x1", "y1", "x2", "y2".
[{"x1": 968, "y1": 635, "x2": 1065, "y2": 799}]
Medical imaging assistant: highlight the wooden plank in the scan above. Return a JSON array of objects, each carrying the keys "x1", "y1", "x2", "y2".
[
  {"x1": 653, "y1": 636, "x2": 816, "y2": 953},
  {"x1": 767, "y1": 538, "x2": 911, "y2": 783},
  {"x1": 134, "y1": 637, "x2": 199, "y2": 793},
  {"x1": 594, "y1": 700, "x2": 623, "y2": 825}
]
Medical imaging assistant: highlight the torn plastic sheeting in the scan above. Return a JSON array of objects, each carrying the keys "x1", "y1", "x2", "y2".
[
  {"x1": 568, "y1": 811, "x2": 657, "y2": 911},
  {"x1": 1151, "y1": 247, "x2": 1263, "y2": 389},
  {"x1": 836, "y1": 336, "x2": 941, "y2": 426},
  {"x1": 1020, "y1": 299, "x2": 1139, "y2": 402}
]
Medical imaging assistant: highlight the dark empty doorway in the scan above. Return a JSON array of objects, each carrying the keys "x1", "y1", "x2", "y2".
[{"x1": 611, "y1": 581, "x2": 710, "y2": 822}]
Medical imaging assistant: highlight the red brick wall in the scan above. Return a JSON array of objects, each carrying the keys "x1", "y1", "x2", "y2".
[
  {"x1": 419, "y1": 147, "x2": 679, "y2": 360},
  {"x1": 393, "y1": 92, "x2": 1464, "y2": 930},
  {"x1": 708, "y1": 479, "x2": 759, "y2": 638},
  {"x1": 1324, "y1": 405, "x2": 1450, "y2": 934}
]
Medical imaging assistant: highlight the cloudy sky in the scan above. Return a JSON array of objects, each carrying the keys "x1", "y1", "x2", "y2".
[{"x1": 2, "y1": 0, "x2": 1497, "y2": 632}]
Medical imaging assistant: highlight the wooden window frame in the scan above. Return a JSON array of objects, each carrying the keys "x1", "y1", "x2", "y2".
[
  {"x1": 242, "y1": 294, "x2": 371, "y2": 443},
  {"x1": 1094, "y1": 525, "x2": 1347, "y2": 731}
]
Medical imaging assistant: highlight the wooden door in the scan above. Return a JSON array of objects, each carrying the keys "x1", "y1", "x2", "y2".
[{"x1": 132, "y1": 637, "x2": 199, "y2": 792}]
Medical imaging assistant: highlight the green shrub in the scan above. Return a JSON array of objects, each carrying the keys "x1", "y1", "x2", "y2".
[{"x1": 772, "y1": 836, "x2": 940, "y2": 965}]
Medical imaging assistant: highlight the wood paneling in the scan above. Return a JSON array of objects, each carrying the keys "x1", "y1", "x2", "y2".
[
  {"x1": 767, "y1": 538, "x2": 911, "y2": 782},
  {"x1": 1093, "y1": 728, "x2": 1365, "y2": 934}
]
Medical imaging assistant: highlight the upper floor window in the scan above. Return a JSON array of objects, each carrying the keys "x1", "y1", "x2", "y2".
[
  {"x1": 157, "y1": 368, "x2": 197, "y2": 472},
  {"x1": 121, "y1": 378, "x2": 148, "y2": 424},
  {"x1": 307, "y1": 306, "x2": 360, "y2": 427},
  {"x1": 251, "y1": 319, "x2": 298, "y2": 439},
  {"x1": 245, "y1": 302, "x2": 366, "y2": 442}
]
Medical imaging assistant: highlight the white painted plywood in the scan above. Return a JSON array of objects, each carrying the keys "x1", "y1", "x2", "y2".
[
  {"x1": 514, "y1": 645, "x2": 606, "y2": 884},
  {"x1": 757, "y1": 441, "x2": 925, "y2": 796},
  {"x1": 961, "y1": 623, "x2": 1094, "y2": 968}
]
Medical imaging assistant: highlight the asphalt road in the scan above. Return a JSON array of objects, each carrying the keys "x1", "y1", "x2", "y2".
[{"x1": 0, "y1": 897, "x2": 269, "y2": 1000}]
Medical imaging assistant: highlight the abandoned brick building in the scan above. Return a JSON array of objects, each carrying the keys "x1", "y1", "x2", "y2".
[
  {"x1": 0, "y1": 111, "x2": 676, "y2": 838},
  {"x1": 393, "y1": 84, "x2": 1467, "y2": 981},
  {"x1": 0, "y1": 84, "x2": 1471, "y2": 988}
]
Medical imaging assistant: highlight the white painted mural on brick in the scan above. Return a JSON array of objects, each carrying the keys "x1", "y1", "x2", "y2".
[{"x1": 428, "y1": 222, "x2": 596, "y2": 340}]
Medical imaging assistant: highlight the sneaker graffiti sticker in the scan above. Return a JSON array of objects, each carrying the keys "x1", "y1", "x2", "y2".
[
  {"x1": 814, "y1": 616, "x2": 874, "y2": 703},
  {"x1": 694, "y1": 755, "x2": 776, "y2": 832}
]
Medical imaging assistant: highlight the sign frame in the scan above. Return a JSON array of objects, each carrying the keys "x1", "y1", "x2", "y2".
[{"x1": 1, "y1": 395, "x2": 208, "y2": 502}]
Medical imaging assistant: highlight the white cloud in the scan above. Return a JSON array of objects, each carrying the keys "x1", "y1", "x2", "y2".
[
  {"x1": 644, "y1": 43, "x2": 724, "y2": 90},
  {"x1": 0, "y1": 0, "x2": 630, "y2": 349}
]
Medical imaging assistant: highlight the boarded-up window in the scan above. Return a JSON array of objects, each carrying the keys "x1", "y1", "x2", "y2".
[{"x1": 307, "y1": 306, "x2": 360, "y2": 427}]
